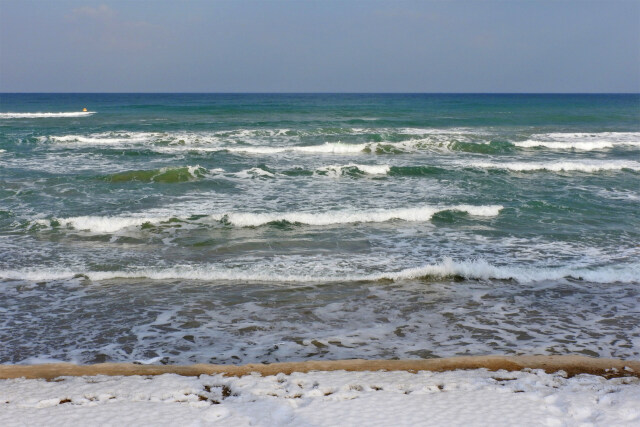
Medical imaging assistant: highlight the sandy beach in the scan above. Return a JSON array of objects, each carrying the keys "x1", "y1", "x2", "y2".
[{"x1": 1, "y1": 355, "x2": 639, "y2": 379}]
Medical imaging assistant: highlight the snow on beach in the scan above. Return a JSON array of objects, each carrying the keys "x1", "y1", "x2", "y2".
[{"x1": 1, "y1": 369, "x2": 639, "y2": 426}]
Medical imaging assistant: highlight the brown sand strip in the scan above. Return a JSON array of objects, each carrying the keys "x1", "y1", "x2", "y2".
[{"x1": 0, "y1": 356, "x2": 638, "y2": 380}]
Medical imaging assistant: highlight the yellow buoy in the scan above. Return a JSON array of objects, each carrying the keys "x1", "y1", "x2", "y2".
[{"x1": 82, "y1": 108, "x2": 87, "y2": 112}]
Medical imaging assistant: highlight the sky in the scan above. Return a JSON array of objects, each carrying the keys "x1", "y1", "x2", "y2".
[{"x1": 0, "y1": 0, "x2": 639, "y2": 92}]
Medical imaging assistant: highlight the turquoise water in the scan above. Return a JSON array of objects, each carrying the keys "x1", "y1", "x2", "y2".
[{"x1": 1, "y1": 93, "x2": 639, "y2": 364}]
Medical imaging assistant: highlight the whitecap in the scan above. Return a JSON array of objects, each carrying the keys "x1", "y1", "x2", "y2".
[
  {"x1": 35, "y1": 216, "x2": 170, "y2": 233},
  {"x1": 35, "y1": 204, "x2": 502, "y2": 232},
  {"x1": 0, "y1": 112, "x2": 95, "y2": 118},
  {"x1": 467, "y1": 160, "x2": 640, "y2": 172},
  {"x1": 211, "y1": 204, "x2": 502, "y2": 227},
  {"x1": 233, "y1": 167, "x2": 277, "y2": 178},
  {"x1": 1, "y1": 258, "x2": 637, "y2": 284},
  {"x1": 316, "y1": 164, "x2": 391, "y2": 176},
  {"x1": 49, "y1": 132, "x2": 154, "y2": 145},
  {"x1": 514, "y1": 132, "x2": 640, "y2": 151},
  {"x1": 225, "y1": 142, "x2": 369, "y2": 155}
]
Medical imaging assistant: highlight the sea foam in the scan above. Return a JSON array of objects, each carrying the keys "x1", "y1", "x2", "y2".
[
  {"x1": 211, "y1": 205, "x2": 502, "y2": 227},
  {"x1": 1, "y1": 258, "x2": 637, "y2": 284},
  {"x1": 316, "y1": 164, "x2": 391, "y2": 176},
  {"x1": 48, "y1": 132, "x2": 154, "y2": 145},
  {"x1": 36, "y1": 216, "x2": 171, "y2": 233},
  {"x1": 0, "y1": 112, "x2": 95, "y2": 118},
  {"x1": 374, "y1": 258, "x2": 640, "y2": 283},
  {"x1": 225, "y1": 142, "x2": 369, "y2": 154},
  {"x1": 234, "y1": 167, "x2": 277, "y2": 178},
  {"x1": 35, "y1": 204, "x2": 502, "y2": 232},
  {"x1": 467, "y1": 160, "x2": 640, "y2": 172},
  {"x1": 514, "y1": 132, "x2": 640, "y2": 151},
  {"x1": 38, "y1": 129, "x2": 473, "y2": 155}
]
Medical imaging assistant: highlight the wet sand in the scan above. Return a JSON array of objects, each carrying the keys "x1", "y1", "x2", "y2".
[{"x1": 1, "y1": 355, "x2": 638, "y2": 380}]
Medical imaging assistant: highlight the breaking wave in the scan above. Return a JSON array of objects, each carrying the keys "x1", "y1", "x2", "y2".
[
  {"x1": 46, "y1": 132, "x2": 153, "y2": 145},
  {"x1": 225, "y1": 142, "x2": 369, "y2": 154},
  {"x1": 38, "y1": 129, "x2": 486, "y2": 155},
  {"x1": 102, "y1": 166, "x2": 207, "y2": 183},
  {"x1": 315, "y1": 164, "x2": 391, "y2": 176},
  {"x1": 94, "y1": 164, "x2": 441, "y2": 182},
  {"x1": 308, "y1": 164, "x2": 443, "y2": 177},
  {"x1": 34, "y1": 204, "x2": 503, "y2": 232},
  {"x1": 1, "y1": 258, "x2": 637, "y2": 284},
  {"x1": 467, "y1": 160, "x2": 640, "y2": 173},
  {"x1": 0, "y1": 112, "x2": 95, "y2": 118},
  {"x1": 35, "y1": 216, "x2": 171, "y2": 233},
  {"x1": 212, "y1": 205, "x2": 502, "y2": 227},
  {"x1": 513, "y1": 132, "x2": 640, "y2": 151},
  {"x1": 233, "y1": 167, "x2": 277, "y2": 179},
  {"x1": 37, "y1": 129, "x2": 640, "y2": 156}
]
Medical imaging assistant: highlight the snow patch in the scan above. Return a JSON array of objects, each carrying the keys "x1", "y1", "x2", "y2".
[{"x1": 0, "y1": 369, "x2": 638, "y2": 426}]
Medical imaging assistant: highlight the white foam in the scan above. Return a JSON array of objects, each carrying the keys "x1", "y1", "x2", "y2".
[
  {"x1": 515, "y1": 140, "x2": 617, "y2": 150},
  {"x1": 38, "y1": 128, "x2": 473, "y2": 155},
  {"x1": 186, "y1": 165, "x2": 204, "y2": 177},
  {"x1": 35, "y1": 216, "x2": 170, "y2": 233},
  {"x1": 467, "y1": 160, "x2": 640, "y2": 172},
  {"x1": 233, "y1": 167, "x2": 276, "y2": 178},
  {"x1": 109, "y1": 165, "x2": 206, "y2": 181},
  {"x1": 35, "y1": 204, "x2": 500, "y2": 234},
  {"x1": 515, "y1": 132, "x2": 640, "y2": 150},
  {"x1": 48, "y1": 132, "x2": 154, "y2": 145},
  {"x1": 316, "y1": 164, "x2": 391, "y2": 176},
  {"x1": 43, "y1": 132, "x2": 372, "y2": 154},
  {"x1": 1, "y1": 258, "x2": 637, "y2": 284},
  {"x1": 222, "y1": 139, "x2": 444, "y2": 155},
  {"x1": 211, "y1": 204, "x2": 502, "y2": 227},
  {"x1": 376, "y1": 258, "x2": 640, "y2": 283},
  {"x1": 226, "y1": 142, "x2": 369, "y2": 155},
  {"x1": 398, "y1": 127, "x2": 475, "y2": 135},
  {"x1": 0, "y1": 112, "x2": 95, "y2": 118}
]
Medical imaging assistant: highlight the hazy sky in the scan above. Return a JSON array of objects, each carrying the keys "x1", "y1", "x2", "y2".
[{"x1": 1, "y1": 0, "x2": 639, "y2": 92}]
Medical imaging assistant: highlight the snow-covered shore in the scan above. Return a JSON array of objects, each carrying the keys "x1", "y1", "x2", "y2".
[{"x1": 1, "y1": 368, "x2": 639, "y2": 426}]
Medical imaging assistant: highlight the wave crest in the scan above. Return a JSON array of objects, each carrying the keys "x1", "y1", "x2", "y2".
[
  {"x1": 35, "y1": 216, "x2": 171, "y2": 233},
  {"x1": 315, "y1": 164, "x2": 391, "y2": 176},
  {"x1": 467, "y1": 160, "x2": 640, "y2": 172},
  {"x1": 38, "y1": 129, "x2": 482, "y2": 155},
  {"x1": 1, "y1": 258, "x2": 637, "y2": 284},
  {"x1": 514, "y1": 132, "x2": 640, "y2": 151},
  {"x1": 212, "y1": 205, "x2": 502, "y2": 227},
  {"x1": 102, "y1": 165, "x2": 206, "y2": 183},
  {"x1": 0, "y1": 112, "x2": 95, "y2": 118},
  {"x1": 34, "y1": 204, "x2": 502, "y2": 232},
  {"x1": 226, "y1": 142, "x2": 369, "y2": 155}
]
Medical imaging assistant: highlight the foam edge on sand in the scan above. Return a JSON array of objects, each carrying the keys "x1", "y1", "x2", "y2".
[{"x1": 1, "y1": 355, "x2": 638, "y2": 380}]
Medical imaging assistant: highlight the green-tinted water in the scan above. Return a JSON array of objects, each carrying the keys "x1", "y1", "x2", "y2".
[{"x1": 0, "y1": 94, "x2": 638, "y2": 364}]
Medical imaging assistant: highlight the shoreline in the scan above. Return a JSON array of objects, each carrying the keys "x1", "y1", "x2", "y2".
[{"x1": 1, "y1": 355, "x2": 638, "y2": 380}]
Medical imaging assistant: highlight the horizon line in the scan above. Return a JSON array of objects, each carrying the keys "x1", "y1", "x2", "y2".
[{"x1": 2, "y1": 91, "x2": 640, "y2": 95}]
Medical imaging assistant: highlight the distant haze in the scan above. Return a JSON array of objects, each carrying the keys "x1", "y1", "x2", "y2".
[{"x1": 1, "y1": 0, "x2": 639, "y2": 93}]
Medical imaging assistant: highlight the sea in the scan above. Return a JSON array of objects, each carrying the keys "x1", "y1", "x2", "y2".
[{"x1": 0, "y1": 93, "x2": 638, "y2": 365}]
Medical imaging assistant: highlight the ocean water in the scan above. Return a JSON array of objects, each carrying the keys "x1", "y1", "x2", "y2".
[{"x1": 0, "y1": 93, "x2": 638, "y2": 365}]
